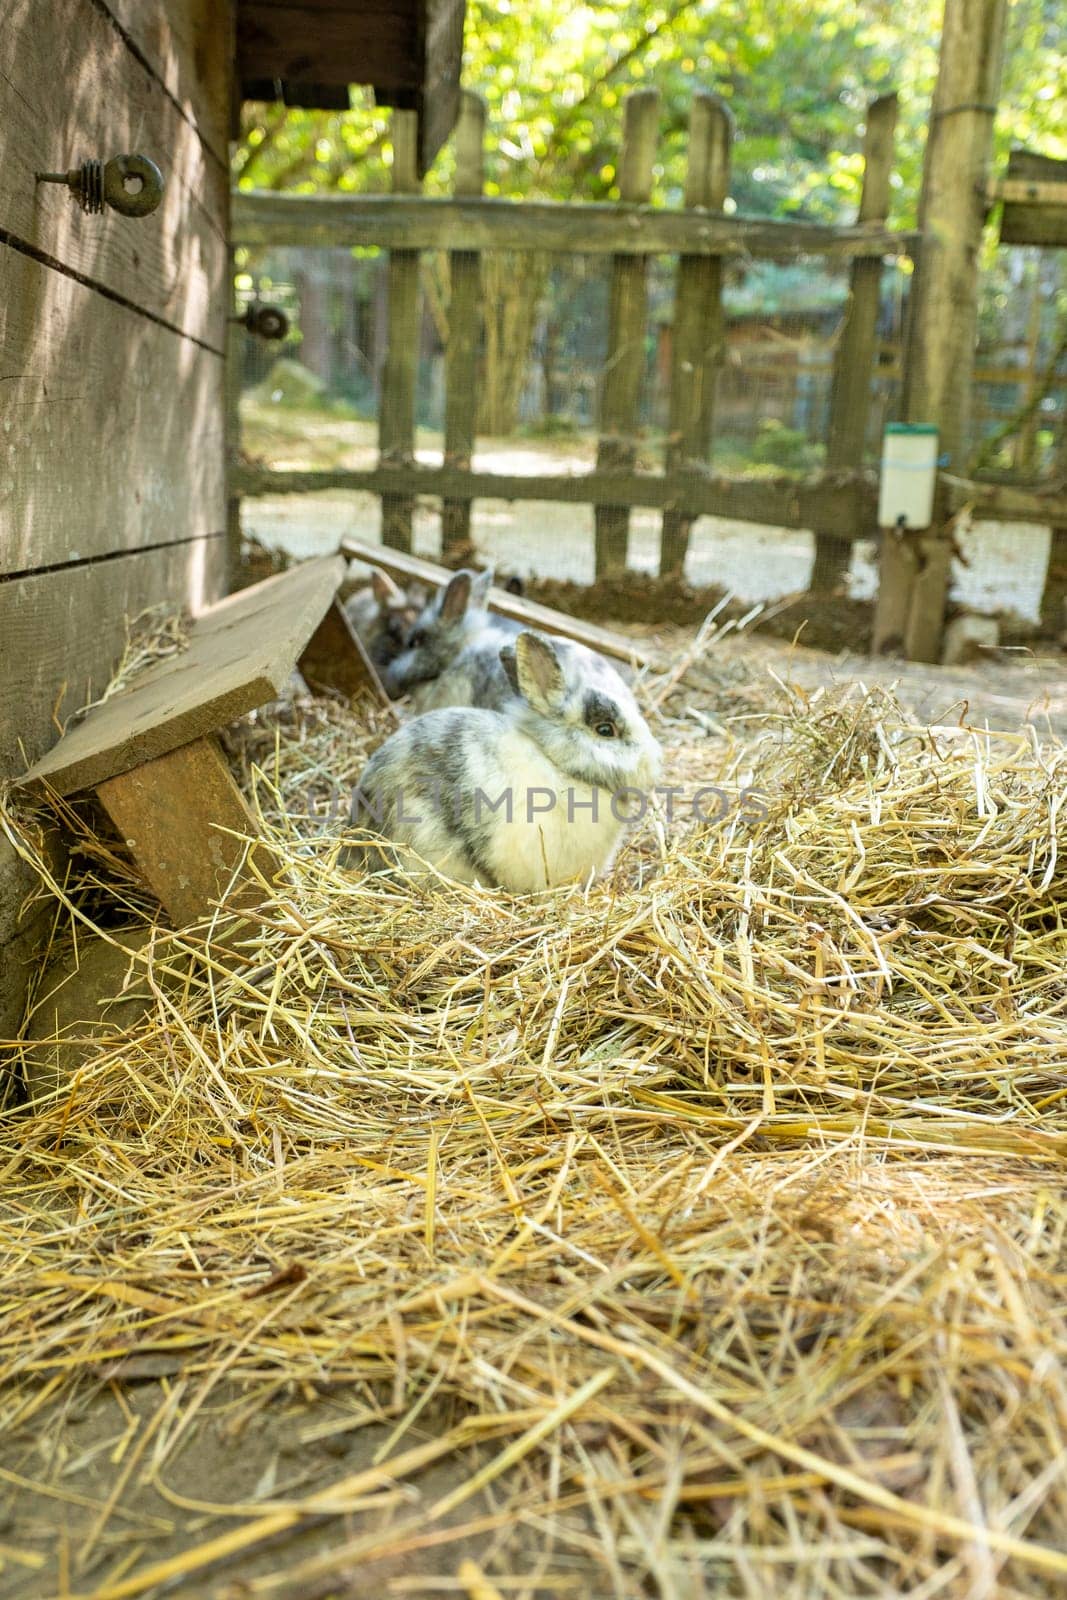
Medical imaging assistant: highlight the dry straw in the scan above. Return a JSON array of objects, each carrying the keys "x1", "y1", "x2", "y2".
[{"x1": 1, "y1": 634, "x2": 1066, "y2": 1596}]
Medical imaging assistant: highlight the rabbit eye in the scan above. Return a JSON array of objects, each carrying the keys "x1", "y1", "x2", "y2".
[{"x1": 595, "y1": 721, "x2": 618, "y2": 738}]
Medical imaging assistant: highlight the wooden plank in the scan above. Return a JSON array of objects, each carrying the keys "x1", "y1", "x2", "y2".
[
  {"x1": 20, "y1": 555, "x2": 345, "y2": 796},
  {"x1": 102, "y1": 0, "x2": 233, "y2": 165},
  {"x1": 418, "y1": 0, "x2": 468, "y2": 176},
  {"x1": 0, "y1": 247, "x2": 225, "y2": 576},
  {"x1": 998, "y1": 151, "x2": 1067, "y2": 248},
  {"x1": 0, "y1": 537, "x2": 227, "y2": 1039},
  {"x1": 340, "y1": 536, "x2": 663, "y2": 668},
  {"x1": 298, "y1": 598, "x2": 391, "y2": 704},
  {"x1": 232, "y1": 191, "x2": 916, "y2": 260},
  {"x1": 660, "y1": 93, "x2": 732, "y2": 578},
  {"x1": 379, "y1": 111, "x2": 421, "y2": 552},
  {"x1": 1, "y1": 0, "x2": 227, "y2": 345},
  {"x1": 236, "y1": 5, "x2": 418, "y2": 90},
  {"x1": 237, "y1": 463, "x2": 877, "y2": 540},
  {"x1": 813, "y1": 93, "x2": 899, "y2": 591},
  {"x1": 0, "y1": 539, "x2": 228, "y2": 780},
  {"x1": 595, "y1": 90, "x2": 661, "y2": 576},
  {"x1": 940, "y1": 472, "x2": 1067, "y2": 525},
  {"x1": 442, "y1": 93, "x2": 485, "y2": 558},
  {"x1": 96, "y1": 735, "x2": 277, "y2": 926}
]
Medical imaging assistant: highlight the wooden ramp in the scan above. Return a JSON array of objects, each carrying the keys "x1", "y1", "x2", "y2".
[
  {"x1": 340, "y1": 537, "x2": 665, "y2": 671},
  {"x1": 22, "y1": 556, "x2": 387, "y2": 925}
]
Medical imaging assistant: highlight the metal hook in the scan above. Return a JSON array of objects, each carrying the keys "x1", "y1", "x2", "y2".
[{"x1": 35, "y1": 155, "x2": 165, "y2": 218}]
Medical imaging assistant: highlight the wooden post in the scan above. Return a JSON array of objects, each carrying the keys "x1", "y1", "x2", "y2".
[
  {"x1": 875, "y1": 0, "x2": 1007, "y2": 659},
  {"x1": 660, "y1": 93, "x2": 732, "y2": 578},
  {"x1": 225, "y1": 253, "x2": 244, "y2": 590},
  {"x1": 379, "y1": 110, "x2": 421, "y2": 551},
  {"x1": 811, "y1": 94, "x2": 899, "y2": 592},
  {"x1": 1039, "y1": 423, "x2": 1067, "y2": 642},
  {"x1": 442, "y1": 92, "x2": 486, "y2": 559},
  {"x1": 594, "y1": 89, "x2": 660, "y2": 578}
]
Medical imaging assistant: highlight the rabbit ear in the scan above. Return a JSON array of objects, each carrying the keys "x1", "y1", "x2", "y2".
[
  {"x1": 500, "y1": 642, "x2": 520, "y2": 695},
  {"x1": 439, "y1": 571, "x2": 473, "y2": 621},
  {"x1": 514, "y1": 632, "x2": 566, "y2": 714},
  {"x1": 371, "y1": 569, "x2": 403, "y2": 605},
  {"x1": 469, "y1": 567, "x2": 494, "y2": 607}
]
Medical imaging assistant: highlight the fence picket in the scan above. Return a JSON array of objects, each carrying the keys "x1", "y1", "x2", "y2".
[
  {"x1": 660, "y1": 93, "x2": 732, "y2": 578},
  {"x1": 379, "y1": 110, "x2": 421, "y2": 551},
  {"x1": 594, "y1": 89, "x2": 660, "y2": 578},
  {"x1": 811, "y1": 93, "x2": 899, "y2": 592},
  {"x1": 442, "y1": 93, "x2": 487, "y2": 559}
]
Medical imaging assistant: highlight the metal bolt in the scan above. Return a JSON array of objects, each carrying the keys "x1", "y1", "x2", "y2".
[
  {"x1": 231, "y1": 303, "x2": 290, "y2": 341},
  {"x1": 35, "y1": 155, "x2": 165, "y2": 218}
]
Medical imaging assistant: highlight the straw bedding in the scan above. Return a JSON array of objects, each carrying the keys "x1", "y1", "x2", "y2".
[{"x1": 1, "y1": 623, "x2": 1066, "y2": 1597}]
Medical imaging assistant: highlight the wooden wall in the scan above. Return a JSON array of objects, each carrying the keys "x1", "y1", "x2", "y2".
[{"x1": 0, "y1": 0, "x2": 232, "y2": 1041}]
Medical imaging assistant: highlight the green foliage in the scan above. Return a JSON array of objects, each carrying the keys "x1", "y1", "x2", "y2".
[
  {"x1": 234, "y1": 0, "x2": 1066, "y2": 228},
  {"x1": 749, "y1": 418, "x2": 826, "y2": 472}
]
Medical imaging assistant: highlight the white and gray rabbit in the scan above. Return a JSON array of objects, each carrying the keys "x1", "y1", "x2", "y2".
[
  {"x1": 348, "y1": 629, "x2": 662, "y2": 893},
  {"x1": 343, "y1": 569, "x2": 429, "y2": 686},
  {"x1": 384, "y1": 566, "x2": 521, "y2": 712}
]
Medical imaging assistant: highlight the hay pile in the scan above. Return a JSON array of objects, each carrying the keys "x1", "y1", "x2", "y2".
[{"x1": 2, "y1": 655, "x2": 1067, "y2": 1596}]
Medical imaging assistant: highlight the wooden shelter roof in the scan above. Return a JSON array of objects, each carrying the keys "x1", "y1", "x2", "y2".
[{"x1": 236, "y1": 0, "x2": 467, "y2": 174}]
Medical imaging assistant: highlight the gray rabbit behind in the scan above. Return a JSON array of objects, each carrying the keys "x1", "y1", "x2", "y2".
[{"x1": 384, "y1": 567, "x2": 521, "y2": 711}]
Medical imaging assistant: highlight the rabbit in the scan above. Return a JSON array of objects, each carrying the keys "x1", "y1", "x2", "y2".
[
  {"x1": 347, "y1": 629, "x2": 662, "y2": 893},
  {"x1": 384, "y1": 567, "x2": 522, "y2": 710},
  {"x1": 343, "y1": 569, "x2": 428, "y2": 683}
]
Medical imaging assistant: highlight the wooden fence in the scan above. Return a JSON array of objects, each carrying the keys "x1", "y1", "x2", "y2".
[{"x1": 231, "y1": 90, "x2": 1067, "y2": 608}]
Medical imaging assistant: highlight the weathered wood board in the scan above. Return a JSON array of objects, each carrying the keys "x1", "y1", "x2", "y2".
[
  {"x1": 105, "y1": 0, "x2": 234, "y2": 166},
  {"x1": 96, "y1": 735, "x2": 276, "y2": 926},
  {"x1": 340, "y1": 537, "x2": 663, "y2": 669},
  {"x1": 21, "y1": 556, "x2": 346, "y2": 796},
  {"x1": 233, "y1": 191, "x2": 915, "y2": 260},
  {"x1": 0, "y1": 538, "x2": 229, "y2": 779},
  {"x1": 240, "y1": 462, "x2": 877, "y2": 542},
  {"x1": 2, "y1": 0, "x2": 228, "y2": 344},
  {"x1": 237, "y1": 5, "x2": 418, "y2": 89},
  {"x1": 0, "y1": 0, "x2": 231, "y2": 1052},
  {"x1": 998, "y1": 150, "x2": 1067, "y2": 248},
  {"x1": 0, "y1": 536, "x2": 227, "y2": 1041},
  {"x1": 0, "y1": 247, "x2": 225, "y2": 575}
]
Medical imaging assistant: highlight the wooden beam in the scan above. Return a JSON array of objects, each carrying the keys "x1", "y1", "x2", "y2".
[
  {"x1": 596, "y1": 89, "x2": 660, "y2": 577},
  {"x1": 997, "y1": 151, "x2": 1067, "y2": 247},
  {"x1": 232, "y1": 191, "x2": 915, "y2": 261},
  {"x1": 660, "y1": 93, "x2": 732, "y2": 578},
  {"x1": 95, "y1": 736, "x2": 278, "y2": 926},
  {"x1": 939, "y1": 472, "x2": 1067, "y2": 525},
  {"x1": 992, "y1": 180, "x2": 1067, "y2": 205},
  {"x1": 340, "y1": 536, "x2": 663, "y2": 669},
  {"x1": 236, "y1": 463, "x2": 877, "y2": 540}
]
